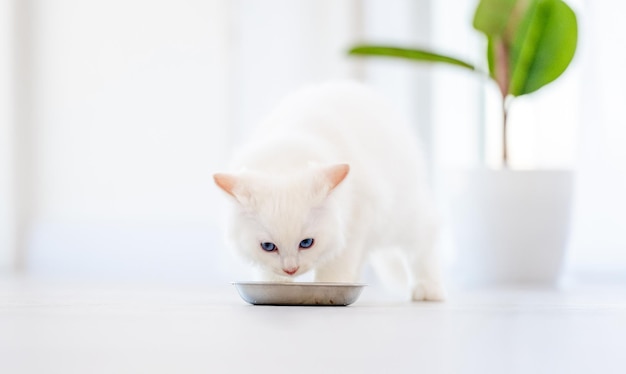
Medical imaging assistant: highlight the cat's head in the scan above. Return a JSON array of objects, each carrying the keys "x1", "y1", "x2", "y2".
[{"x1": 213, "y1": 164, "x2": 349, "y2": 278}]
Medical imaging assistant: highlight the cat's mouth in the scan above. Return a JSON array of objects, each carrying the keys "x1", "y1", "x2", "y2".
[{"x1": 282, "y1": 266, "x2": 300, "y2": 276}]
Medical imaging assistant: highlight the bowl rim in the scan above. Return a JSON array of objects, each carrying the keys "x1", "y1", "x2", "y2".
[{"x1": 232, "y1": 281, "x2": 367, "y2": 287}]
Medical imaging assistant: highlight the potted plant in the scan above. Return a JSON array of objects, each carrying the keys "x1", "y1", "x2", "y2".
[{"x1": 349, "y1": 0, "x2": 578, "y2": 285}]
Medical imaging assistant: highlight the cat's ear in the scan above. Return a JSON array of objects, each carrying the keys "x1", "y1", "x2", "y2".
[
  {"x1": 214, "y1": 172, "x2": 253, "y2": 206},
  {"x1": 323, "y1": 163, "x2": 350, "y2": 192},
  {"x1": 214, "y1": 173, "x2": 240, "y2": 198}
]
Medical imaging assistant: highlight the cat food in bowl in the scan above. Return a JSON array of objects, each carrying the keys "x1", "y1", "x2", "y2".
[{"x1": 233, "y1": 282, "x2": 366, "y2": 306}]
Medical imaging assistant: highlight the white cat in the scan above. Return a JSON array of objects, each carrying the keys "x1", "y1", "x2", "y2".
[{"x1": 214, "y1": 81, "x2": 445, "y2": 301}]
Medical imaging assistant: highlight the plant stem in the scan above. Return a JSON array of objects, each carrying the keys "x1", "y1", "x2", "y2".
[{"x1": 502, "y1": 95, "x2": 509, "y2": 168}]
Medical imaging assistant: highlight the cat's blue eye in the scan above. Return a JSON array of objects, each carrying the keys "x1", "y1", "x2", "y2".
[
  {"x1": 299, "y1": 238, "x2": 314, "y2": 249},
  {"x1": 260, "y1": 242, "x2": 277, "y2": 252}
]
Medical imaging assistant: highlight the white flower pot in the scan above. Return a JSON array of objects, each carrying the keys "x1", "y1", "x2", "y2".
[{"x1": 445, "y1": 169, "x2": 573, "y2": 285}]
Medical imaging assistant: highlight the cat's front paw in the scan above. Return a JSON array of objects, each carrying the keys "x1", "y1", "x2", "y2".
[{"x1": 411, "y1": 281, "x2": 447, "y2": 302}]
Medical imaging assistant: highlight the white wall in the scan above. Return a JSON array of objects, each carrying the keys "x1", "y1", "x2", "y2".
[
  {"x1": 32, "y1": 0, "x2": 231, "y2": 226},
  {"x1": 23, "y1": 0, "x2": 233, "y2": 282},
  {"x1": 361, "y1": 0, "x2": 434, "y2": 149},
  {"x1": 230, "y1": 0, "x2": 433, "y2": 145},
  {"x1": 431, "y1": 0, "x2": 484, "y2": 171},
  {"x1": 567, "y1": 0, "x2": 626, "y2": 276},
  {"x1": 231, "y1": 0, "x2": 361, "y2": 140}
]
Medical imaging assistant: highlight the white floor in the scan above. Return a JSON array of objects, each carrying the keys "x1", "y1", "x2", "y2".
[{"x1": 1, "y1": 278, "x2": 625, "y2": 374}]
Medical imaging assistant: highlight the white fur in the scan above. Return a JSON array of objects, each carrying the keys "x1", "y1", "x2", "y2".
[{"x1": 215, "y1": 81, "x2": 445, "y2": 301}]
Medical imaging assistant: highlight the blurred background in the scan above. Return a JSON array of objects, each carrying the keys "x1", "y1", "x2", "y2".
[{"x1": 0, "y1": 0, "x2": 624, "y2": 285}]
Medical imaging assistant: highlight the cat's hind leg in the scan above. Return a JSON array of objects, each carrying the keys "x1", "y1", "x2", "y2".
[{"x1": 405, "y1": 221, "x2": 447, "y2": 301}]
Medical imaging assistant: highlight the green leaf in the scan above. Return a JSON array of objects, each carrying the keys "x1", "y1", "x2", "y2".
[
  {"x1": 473, "y1": 0, "x2": 518, "y2": 35},
  {"x1": 508, "y1": 0, "x2": 578, "y2": 96},
  {"x1": 348, "y1": 45, "x2": 476, "y2": 71},
  {"x1": 473, "y1": 0, "x2": 536, "y2": 96},
  {"x1": 486, "y1": 37, "x2": 496, "y2": 79},
  {"x1": 488, "y1": 36, "x2": 511, "y2": 96}
]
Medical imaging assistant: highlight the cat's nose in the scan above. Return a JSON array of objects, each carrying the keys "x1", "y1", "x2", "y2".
[{"x1": 283, "y1": 266, "x2": 299, "y2": 275}]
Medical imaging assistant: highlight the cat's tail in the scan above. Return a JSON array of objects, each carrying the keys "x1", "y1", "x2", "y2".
[{"x1": 368, "y1": 249, "x2": 410, "y2": 294}]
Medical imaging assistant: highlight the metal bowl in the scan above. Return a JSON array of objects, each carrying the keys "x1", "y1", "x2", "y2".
[{"x1": 232, "y1": 282, "x2": 366, "y2": 306}]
